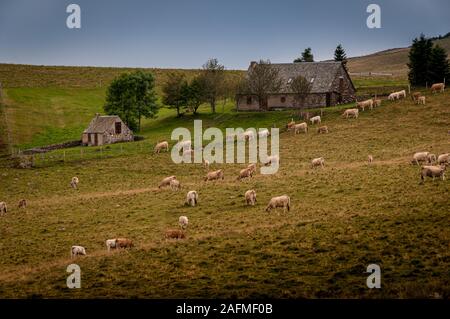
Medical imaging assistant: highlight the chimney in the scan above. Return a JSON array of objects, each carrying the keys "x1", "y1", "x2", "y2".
[{"x1": 250, "y1": 61, "x2": 257, "y2": 69}]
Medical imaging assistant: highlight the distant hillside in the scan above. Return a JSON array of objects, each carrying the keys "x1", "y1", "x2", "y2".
[
  {"x1": 347, "y1": 36, "x2": 450, "y2": 77},
  {"x1": 0, "y1": 64, "x2": 244, "y2": 90}
]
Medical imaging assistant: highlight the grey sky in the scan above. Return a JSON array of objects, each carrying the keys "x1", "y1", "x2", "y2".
[{"x1": 0, "y1": 0, "x2": 449, "y2": 69}]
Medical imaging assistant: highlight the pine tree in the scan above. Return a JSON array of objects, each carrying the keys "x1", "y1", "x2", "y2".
[
  {"x1": 427, "y1": 44, "x2": 450, "y2": 84},
  {"x1": 334, "y1": 44, "x2": 348, "y2": 71},
  {"x1": 294, "y1": 48, "x2": 314, "y2": 62},
  {"x1": 407, "y1": 34, "x2": 433, "y2": 86}
]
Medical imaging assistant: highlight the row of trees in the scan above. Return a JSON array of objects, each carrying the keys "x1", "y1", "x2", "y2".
[
  {"x1": 293, "y1": 45, "x2": 348, "y2": 71},
  {"x1": 104, "y1": 58, "x2": 239, "y2": 131},
  {"x1": 408, "y1": 34, "x2": 450, "y2": 86},
  {"x1": 162, "y1": 59, "x2": 238, "y2": 117}
]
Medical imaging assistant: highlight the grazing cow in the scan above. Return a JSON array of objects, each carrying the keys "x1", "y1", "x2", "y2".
[
  {"x1": 115, "y1": 238, "x2": 133, "y2": 249},
  {"x1": 397, "y1": 90, "x2": 407, "y2": 99},
  {"x1": 368, "y1": 155, "x2": 374, "y2": 164},
  {"x1": 431, "y1": 83, "x2": 445, "y2": 94},
  {"x1": 185, "y1": 190, "x2": 198, "y2": 207},
  {"x1": 237, "y1": 167, "x2": 253, "y2": 181},
  {"x1": 71, "y1": 245, "x2": 86, "y2": 258},
  {"x1": 263, "y1": 155, "x2": 279, "y2": 166},
  {"x1": 154, "y1": 141, "x2": 169, "y2": 153},
  {"x1": 179, "y1": 216, "x2": 189, "y2": 229},
  {"x1": 286, "y1": 119, "x2": 296, "y2": 131},
  {"x1": 106, "y1": 239, "x2": 117, "y2": 251},
  {"x1": 412, "y1": 152, "x2": 430, "y2": 165},
  {"x1": 437, "y1": 153, "x2": 449, "y2": 165},
  {"x1": 342, "y1": 108, "x2": 359, "y2": 119},
  {"x1": 356, "y1": 99, "x2": 374, "y2": 111},
  {"x1": 18, "y1": 199, "x2": 27, "y2": 209},
  {"x1": 317, "y1": 126, "x2": 329, "y2": 134},
  {"x1": 411, "y1": 92, "x2": 421, "y2": 102},
  {"x1": 420, "y1": 165, "x2": 446, "y2": 182},
  {"x1": 416, "y1": 96, "x2": 426, "y2": 105},
  {"x1": 165, "y1": 229, "x2": 186, "y2": 239},
  {"x1": 311, "y1": 157, "x2": 325, "y2": 168},
  {"x1": 310, "y1": 116, "x2": 321, "y2": 125},
  {"x1": 372, "y1": 98, "x2": 382, "y2": 108},
  {"x1": 204, "y1": 169, "x2": 224, "y2": 181},
  {"x1": 247, "y1": 163, "x2": 257, "y2": 174},
  {"x1": 293, "y1": 122, "x2": 308, "y2": 134},
  {"x1": 170, "y1": 179, "x2": 181, "y2": 191},
  {"x1": 265, "y1": 195, "x2": 291, "y2": 213},
  {"x1": 159, "y1": 175, "x2": 176, "y2": 188},
  {"x1": 245, "y1": 190, "x2": 257, "y2": 206},
  {"x1": 0, "y1": 202, "x2": 7, "y2": 215},
  {"x1": 388, "y1": 92, "x2": 399, "y2": 101},
  {"x1": 70, "y1": 177, "x2": 79, "y2": 189}
]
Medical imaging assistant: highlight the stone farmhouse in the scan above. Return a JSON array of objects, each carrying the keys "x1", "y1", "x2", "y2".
[
  {"x1": 82, "y1": 114, "x2": 133, "y2": 146},
  {"x1": 237, "y1": 61, "x2": 356, "y2": 111}
]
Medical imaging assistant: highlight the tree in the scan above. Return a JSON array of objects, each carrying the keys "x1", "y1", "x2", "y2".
[
  {"x1": 199, "y1": 58, "x2": 225, "y2": 113},
  {"x1": 290, "y1": 75, "x2": 311, "y2": 108},
  {"x1": 238, "y1": 60, "x2": 283, "y2": 110},
  {"x1": 294, "y1": 47, "x2": 314, "y2": 62},
  {"x1": 185, "y1": 76, "x2": 206, "y2": 115},
  {"x1": 104, "y1": 70, "x2": 158, "y2": 131},
  {"x1": 334, "y1": 44, "x2": 348, "y2": 71},
  {"x1": 428, "y1": 44, "x2": 450, "y2": 84},
  {"x1": 161, "y1": 72, "x2": 189, "y2": 117},
  {"x1": 407, "y1": 34, "x2": 433, "y2": 86}
]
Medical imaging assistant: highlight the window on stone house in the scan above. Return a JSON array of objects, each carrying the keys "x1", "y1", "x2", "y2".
[{"x1": 246, "y1": 96, "x2": 252, "y2": 105}]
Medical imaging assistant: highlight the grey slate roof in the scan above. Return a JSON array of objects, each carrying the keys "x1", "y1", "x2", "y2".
[
  {"x1": 249, "y1": 62, "x2": 345, "y2": 93},
  {"x1": 84, "y1": 115, "x2": 120, "y2": 133}
]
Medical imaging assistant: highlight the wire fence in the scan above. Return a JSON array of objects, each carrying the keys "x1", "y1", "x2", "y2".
[{"x1": 10, "y1": 139, "x2": 157, "y2": 168}]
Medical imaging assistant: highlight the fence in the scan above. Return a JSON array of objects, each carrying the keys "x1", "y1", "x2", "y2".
[{"x1": 10, "y1": 139, "x2": 155, "y2": 168}]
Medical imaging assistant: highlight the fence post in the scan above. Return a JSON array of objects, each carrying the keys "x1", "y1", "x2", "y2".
[{"x1": 63, "y1": 150, "x2": 66, "y2": 162}]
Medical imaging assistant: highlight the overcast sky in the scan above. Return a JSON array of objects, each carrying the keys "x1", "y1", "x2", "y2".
[{"x1": 0, "y1": 0, "x2": 449, "y2": 69}]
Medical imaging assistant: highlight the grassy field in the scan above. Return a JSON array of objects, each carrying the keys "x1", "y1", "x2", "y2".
[{"x1": 0, "y1": 84, "x2": 448, "y2": 298}]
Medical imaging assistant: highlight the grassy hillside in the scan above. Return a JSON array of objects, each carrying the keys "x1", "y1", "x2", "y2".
[
  {"x1": 347, "y1": 36, "x2": 450, "y2": 77},
  {"x1": 0, "y1": 64, "x2": 412, "y2": 151},
  {"x1": 0, "y1": 89, "x2": 448, "y2": 298}
]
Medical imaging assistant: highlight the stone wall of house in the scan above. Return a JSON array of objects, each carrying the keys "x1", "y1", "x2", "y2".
[
  {"x1": 236, "y1": 95, "x2": 261, "y2": 111},
  {"x1": 330, "y1": 68, "x2": 356, "y2": 104}
]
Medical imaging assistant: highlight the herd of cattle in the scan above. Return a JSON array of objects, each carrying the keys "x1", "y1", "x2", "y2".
[{"x1": 0, "y1": 83, "x2": 447, "y2": 258}]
